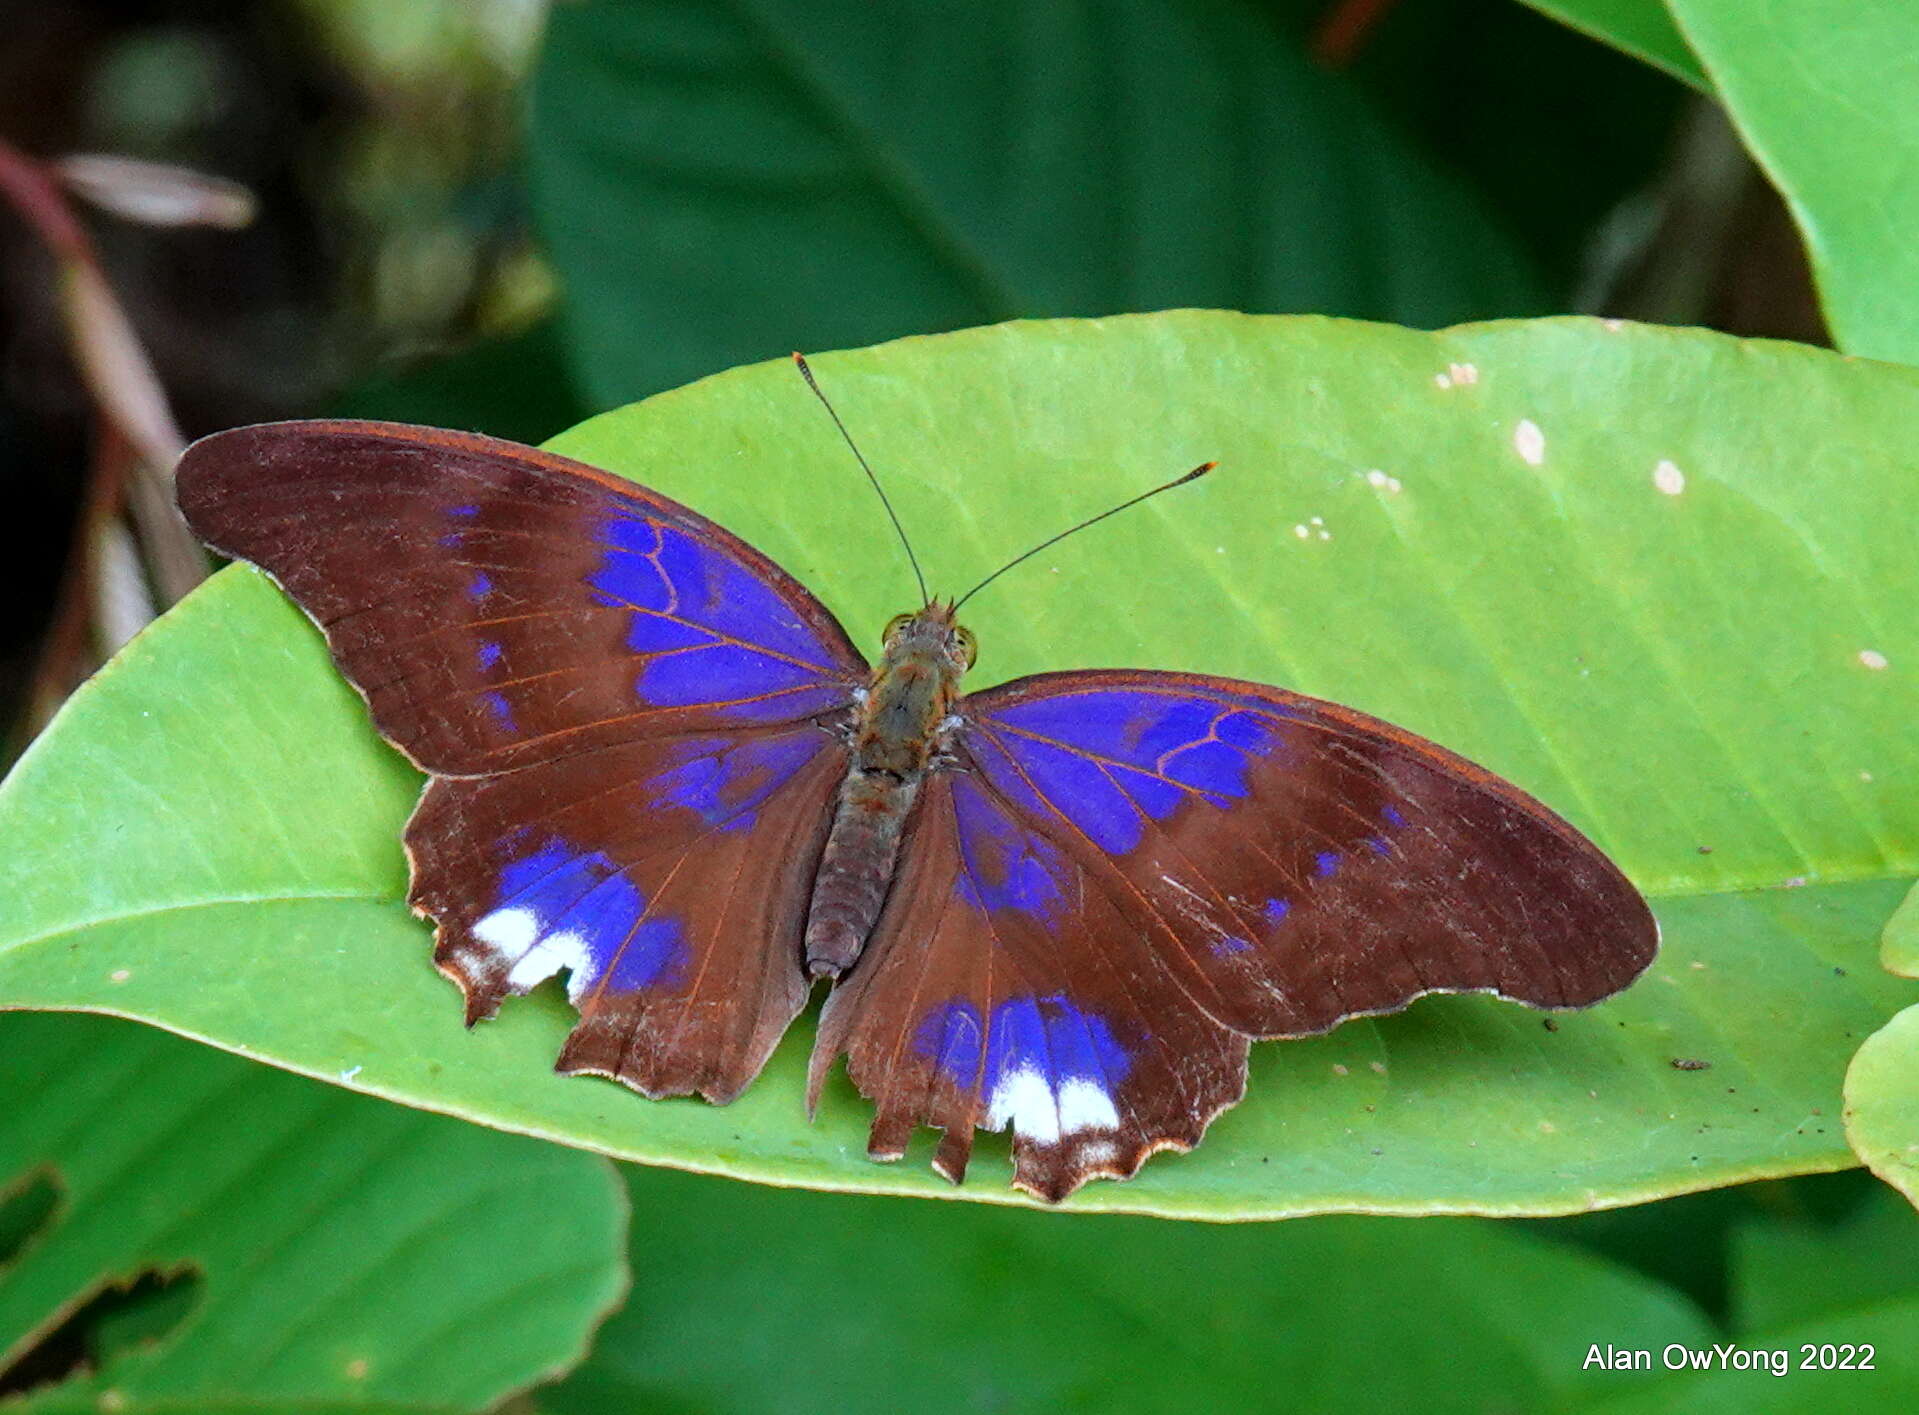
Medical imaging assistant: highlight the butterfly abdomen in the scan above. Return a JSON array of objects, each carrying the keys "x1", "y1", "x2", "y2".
[
  {"x1": 804, "y1": 768, "x2": 921, "y2": 978},
  {"x1": 803, "y1": 606, "x2": 969, "y2": 979}
]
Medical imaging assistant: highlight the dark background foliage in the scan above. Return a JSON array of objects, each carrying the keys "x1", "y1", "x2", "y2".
[{"x1": 2, "y1": 1, "x2": 1903, "y2": 1408}]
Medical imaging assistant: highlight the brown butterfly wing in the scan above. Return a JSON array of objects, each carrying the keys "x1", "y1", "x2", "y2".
[
  {"x1": 960, "y1": 671, "x2": 1656, "y2": 1038},
  {"x1": 177, "y1": 419, "x2": 868, "y2": 1101},
  {"x1": 814, "y1": 669, "x2": 1654, "y2": 1200},
  {"x1": 809, "y1": 771, "x2": 1250, "y2": 1202},
  {"x1": 176, "y1": 419, "x2": 865, "y2": 773}
]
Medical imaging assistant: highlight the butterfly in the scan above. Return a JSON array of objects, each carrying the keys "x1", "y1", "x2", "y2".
[{"x1": 174, "y1": 360, "x2": 1657, "y2": 1202}]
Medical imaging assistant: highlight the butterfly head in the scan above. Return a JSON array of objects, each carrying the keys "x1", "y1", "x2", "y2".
[{"x1": 880, "y1": 600, "x2": 977, "y2": 681}]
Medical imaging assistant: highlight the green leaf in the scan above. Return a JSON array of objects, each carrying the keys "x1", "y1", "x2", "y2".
[
  {"x1": 1665, "y1": 0, "x2": 1919, "y2": 365},
  {"x1": 527, "y1": 0, "x2": 1545, "y2": 408},
  {"x1": 536, "y1": 1164, "x2": 1711, "y2": 1414},
  {"x1": 0, "y1": 1012, "x2": 626, "y2": 1412},
  {"x1": 2, "y1": 312, "x2": 1917, "y2": 1219},
  {"x1": 1521, "y1": 1, "x2": 1710, "y2": 89},
  {"x1": 1844, "y1": 1004, "x2": 1919, "y2": 1210}
]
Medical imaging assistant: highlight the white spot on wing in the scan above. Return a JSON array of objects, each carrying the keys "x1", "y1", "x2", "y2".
[
  {"x1": 1077, "y1": 1139, "x2": 1119, "y2": 1166},
  {"x1": 988, "y1": 1066, "x2": 1059, "y2": 1145},
  {"x1": 1654, "y1": 460, "x2": 1685, "y2": 495},
  {"x1": 507, "y1": 929, "x2": 600, "y2": 999},
  {"x1": 474, "y1": 906, "x2": 539, "y2": 955},
  {"x1": 1057, "y1": 1078, "x2": 1120, "y2": 1134},
  {"x1": 1859, "y1": 649, "x2": 1889, "y2": 670},
  {"x1": 1514, "y1": 420, "x2": 1546, "y2": 466}
]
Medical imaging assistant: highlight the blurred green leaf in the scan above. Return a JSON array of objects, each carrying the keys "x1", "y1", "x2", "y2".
[
  {"x1": 334, "y1": 319, "x2": 588, "y2": 446},
  {"x1": 1521, "y1": 1, "x2": 1710, "y2": 88},
  {"x1": 537, "y1": 1164, "x2": 1710, "y2": 1414},
  {"x1": 1729, "y1": 1187, "x2": 1919, "y2": 1332},
  {"x1": 0, "y1": 1012, "x2": 626, "y2": 1412},
  {"x1": 527, "y1": 0, "x2": 1546, "y2": 407},
  {"x1": 1, "y1": 312, "x2": 1916, "y2": 1218},
  {"x1": 1666, "y1": 0, "x2": 1919, "y2": 364}
]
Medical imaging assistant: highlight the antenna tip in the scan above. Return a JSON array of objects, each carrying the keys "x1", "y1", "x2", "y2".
[{"x1": 1179, "y1": 460, "x2": 1218, "y2": 484}]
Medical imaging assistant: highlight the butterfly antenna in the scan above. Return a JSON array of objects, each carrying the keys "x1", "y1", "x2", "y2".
[
  {"x1": 793, "y1": 352, "x2": 929, "y2": 604},
  {"x1": 951, "y1": 461, "x2": 1216, "y2": 612}
]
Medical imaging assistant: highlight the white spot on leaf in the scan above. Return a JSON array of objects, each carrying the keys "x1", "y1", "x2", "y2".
[
  {"x1": 1654, "y1": 460, "x2": 1685, "y2": 495},
  {"x1": 1514, "y1": 420, "x2": 1546, "y2": 465},
  {"x1": 1859, "y1": 649, "x2": 1889, "y2": 670}
]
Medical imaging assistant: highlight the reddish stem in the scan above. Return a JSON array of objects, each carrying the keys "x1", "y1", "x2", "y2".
[{"x1": 1311, "y1": 0, "x2": 1405, "y2": 67}]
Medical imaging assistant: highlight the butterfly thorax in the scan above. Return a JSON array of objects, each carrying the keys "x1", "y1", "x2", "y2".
[{"x1": 804, "y1": 601, "x2": 976, "y2": 979}]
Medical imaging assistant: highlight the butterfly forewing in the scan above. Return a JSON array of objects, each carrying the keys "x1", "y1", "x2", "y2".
[
  {"x1": 959, "y1": 671, "x2": 1657, "y2": 1038},
  {"x1": 176, "y1": 420, "x2": 865, "y2": 774}
]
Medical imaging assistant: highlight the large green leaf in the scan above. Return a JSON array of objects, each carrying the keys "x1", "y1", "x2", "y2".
[
  {"x1": 536, "y1": 1164, "x2": 1711, "y2": 1413},
  {"x1": 2, "y1": 312, "x2": 1916, "y2": 1219},
  {"x1": 527, "y1": 0, "x2": 1544, "y2": 408},
  {"x1": 1521, "y1": 1, "x2": 1710, "y2": 89},
  {"x1": 0, "y1": 1012, "x2": 625, "y2": 1411},
  {"x1": 1665, "y1": 0, "x2": 1919, "y2": 365}
]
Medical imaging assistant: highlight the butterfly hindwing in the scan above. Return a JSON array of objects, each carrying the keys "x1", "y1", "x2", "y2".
[
  {"x1": 176, "y1": 420, "x2": 866, "y2": 773},
  {"x1": 411, "y1": 724, "x2": 847, "y2": 1101},
  {"x1": 811, "y1": 770, "x2": 1251, "y2": 1201}
]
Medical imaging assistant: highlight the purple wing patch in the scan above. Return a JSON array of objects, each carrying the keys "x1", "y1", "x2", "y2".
[
  {"x1": 949, "y1": 773, "x2": 1069, "y2": 922},
  {"x1": 966, "y1": 686, "x2": 1292, "y2": 855},
  {"x1": 461, "y1": 836, "x2": 684, "y2": 1006},
  {"x1": 590, "y1": 513, "x2": 849, "y2": 720},
  {"x1": 642, "y1": 731, "x2": 828, "y2": 834}
]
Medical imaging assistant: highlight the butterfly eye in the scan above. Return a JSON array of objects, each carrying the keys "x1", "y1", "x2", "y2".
[
  {"x1": 954, "y1": 627, "x2": 978, "y2": 668},
  {"x1": 883, "y1": 612, "x2": 914, "y2": 643}
]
